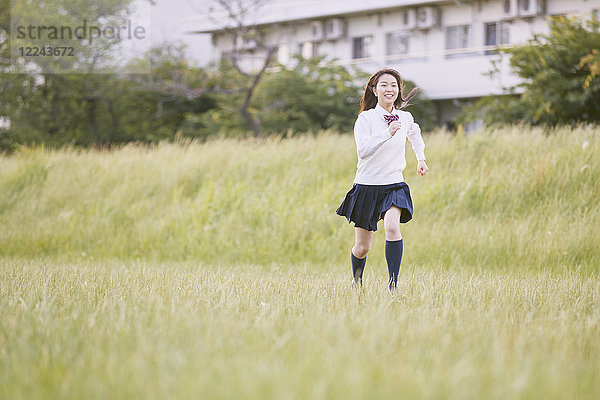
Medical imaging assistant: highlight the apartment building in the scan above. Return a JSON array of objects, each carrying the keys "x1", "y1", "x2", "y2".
[{"x1": 187, "y1": 0, "x2": 600, "y2": 125}]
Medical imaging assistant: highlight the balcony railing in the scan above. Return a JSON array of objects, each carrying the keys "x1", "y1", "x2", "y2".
[{"x1": 341, "y1": 44, "x2": 514, "y2": 65}]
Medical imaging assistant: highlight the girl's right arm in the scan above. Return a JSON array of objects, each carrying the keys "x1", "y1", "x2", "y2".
[{"x1": 354, "y1": 114, "x2": 393, "y2": 159}]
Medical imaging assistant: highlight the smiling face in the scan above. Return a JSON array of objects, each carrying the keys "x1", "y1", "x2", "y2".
[{"x1": 373, "y1": 73, "x2": 399, "y2": 112}]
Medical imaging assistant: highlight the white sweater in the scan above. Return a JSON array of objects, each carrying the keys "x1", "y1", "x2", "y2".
[{"x1": 353, "y1": 104, "x2": 426, "y2": 185}]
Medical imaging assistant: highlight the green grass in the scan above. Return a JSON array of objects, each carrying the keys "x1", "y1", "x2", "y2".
[
  {"x1": 1, "y1": 259, "x2": 599, "y2": 400},
  {"x1": 0, "y1": 125, "x2": 599, "y2": 271},
  {"x1": 1, "y1": 126, "x2": 599, "y2": 398}
]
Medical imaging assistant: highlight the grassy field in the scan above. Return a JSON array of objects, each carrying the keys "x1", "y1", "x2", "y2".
[
  {"x1": 1, "y1": 126, "x2": 599, "y2": 398},
  {"x1": 1, "y1": 125, "x2": 599, "y2": 271},
  {"x1": 2, "y1": 259, "x2": 599, "y2": 400}
]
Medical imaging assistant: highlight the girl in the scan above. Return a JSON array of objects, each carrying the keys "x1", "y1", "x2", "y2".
[{"x1": 336, "y1": 68, "x2": 429, "y2": 291}]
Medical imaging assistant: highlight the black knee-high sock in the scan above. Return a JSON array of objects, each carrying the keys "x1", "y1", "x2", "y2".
[
  {"x1": 385, "y1": 239, "x2": 403, "y2": 291},
  {"x1": 350, "y1": 252, "x2": 366, "y2": 285}
]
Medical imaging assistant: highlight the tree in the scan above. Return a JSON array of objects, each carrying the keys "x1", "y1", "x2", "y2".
[
  {"x1": 579, "y1": 48, "x2": 600, "y2": 89},
  {"x1": 253, "y1": 56, "x2": 367, "y2": 135},
  {"x1": 460, "y1": 13, "x2": 600, "y2": 126},
  {"x1": 2, "y1": 43, "x2": 216, "y2": 148},
  {"x1": 1, "y1": 0, "x2": 24, "y2": 152},
  {"x1": 1, "y1": 0, "x2": 135, "y2": 148},
  {"x1": 193, "y1": 55, "x2": 435, "y2": 138},
  {"x1": 253, "y1": 55, "x2": 435, "y2": 135},
  {"x1": 1, "y1": 0, "x2": 200, "y2": 148},
  {"x1": 123, "y1": 44, "x2": 219, "y2": 142},
  {"x1": 200, "y1": 0, "x2": 277, "y2": 137}
]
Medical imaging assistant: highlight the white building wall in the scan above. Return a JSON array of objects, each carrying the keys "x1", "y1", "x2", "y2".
[{"x1": 190, "y1": 0, "x2": 600, "y2": 125}]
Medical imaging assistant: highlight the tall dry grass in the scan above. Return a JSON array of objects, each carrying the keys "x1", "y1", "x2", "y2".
[
  {"x1": 1, "y1": 125, "x2": 598, "y2": 272},
  {"x1": 1, "y1": 126, "x2": 599, "y2": 399},
  {"x1": 1, "y1": 259, "x2": 598, "y2": 399}
]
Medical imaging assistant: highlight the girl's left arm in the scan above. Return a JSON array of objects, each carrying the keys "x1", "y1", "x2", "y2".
[
  {"x1": 406, "y1": 116, "x2": 426, "y2": 161},
  {"x1": 407, "y1": 116, "x2": 429, "y2": 176}
]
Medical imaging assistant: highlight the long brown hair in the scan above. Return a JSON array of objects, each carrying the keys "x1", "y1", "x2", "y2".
[{"x1": 359, "y1": 68, "x2": 420, "y2": 113}]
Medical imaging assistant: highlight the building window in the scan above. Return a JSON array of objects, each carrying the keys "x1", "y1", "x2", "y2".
[
  {"x1": 298, "y1": 42, "x2": 319, "y2": 59},
  {"x1": 485, "y1": 22, "x2": 510, "y2": 46},
  {"x1": 484, "y1": 21, "x2": 510, "y2": 55},
  {"x1": 446, "y1": 24, "x2": 472, "y2": 50},
  {"x1": 352, "y1": 36, "x2": 373, "y2": 59},
  {"x1": 386, "y1": 32, "x2": 409, "y2": 56},
  {"x1": 445, "y1": 24, "x2": 472, "y2": 58}
]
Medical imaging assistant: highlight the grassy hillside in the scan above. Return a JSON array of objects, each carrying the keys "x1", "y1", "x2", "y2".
[
  {"x1": 1, "y1": 126, "x2": 599, "y2": 399},
  {"x1": 0, "y1": 125, "x2": 599, "y2": 272}
]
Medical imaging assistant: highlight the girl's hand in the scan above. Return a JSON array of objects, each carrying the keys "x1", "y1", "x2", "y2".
[
  {"x1": 388, "y1": 121, "x2": 402, "y2": 136},
  {"x1": 417, "y1": 160, "x2": 429, "y2": 176}
]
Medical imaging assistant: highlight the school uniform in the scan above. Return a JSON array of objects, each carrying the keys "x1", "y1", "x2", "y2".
[{"x1": 336, "y1": 103, "x2": 426, "y2": 231}]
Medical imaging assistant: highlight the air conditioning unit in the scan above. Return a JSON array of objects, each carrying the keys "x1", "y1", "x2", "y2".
[
  {"x1": 416, "y1": 7, "x2": 439, "y2": 30},
  {"x1": 518, "y1": 0, "x2": 546, "y2": 17},
  {"x1": 502, "y1": 0, "x2": 518, "y2": 19},
  {"x1": 310, "y1": 21, "x2": 324, "y2": 41},
  {"x1": 399, "y1": 9, "x2": 417, "y2": 30},
  {"x1": 324, "y1": 18, "x2": 345, "y2": 40}
]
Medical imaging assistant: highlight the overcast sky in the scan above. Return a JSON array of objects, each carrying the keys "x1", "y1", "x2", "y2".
[{"x1": 150, "y1": 0, "x2": 213, "y2": 66}]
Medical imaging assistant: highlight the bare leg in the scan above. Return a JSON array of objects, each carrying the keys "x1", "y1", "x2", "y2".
[
  {"x1": 383, "y1": 206, "x2": 402, "y2": 241},
  {"x1": 352, "y1": 227, "x2": 373, "y2": 259}
]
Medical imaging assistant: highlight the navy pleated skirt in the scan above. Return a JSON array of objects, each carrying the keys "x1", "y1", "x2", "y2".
[{"x1": 336, "y1": 182, "x2": 413, "y2": 231}]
